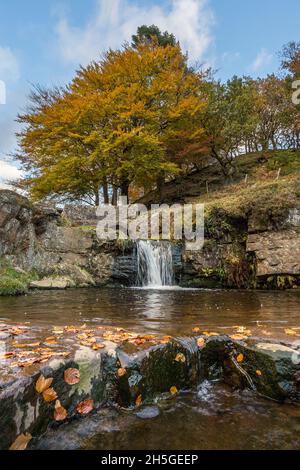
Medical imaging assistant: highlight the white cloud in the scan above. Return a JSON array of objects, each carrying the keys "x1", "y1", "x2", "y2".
[
  {"x1": 250, "y1": 48, "x2": 273, "y2": 72},
  {"x1": 0, "y1": 46, "x2": 20, "y2": 82},
  {"x1": 0, "y1": 160, "x2": 22, "y2": 190},
  {"x1": 56, "y1": 0, "x2": 214, "y2": 65},
  {"x1": 0, "y1": 160, "x2": 22, "y2": 181}
]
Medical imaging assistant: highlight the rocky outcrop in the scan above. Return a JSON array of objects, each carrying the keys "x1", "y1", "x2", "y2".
[
  {"x1": 181, "y1": 207, "x2": 300, "y2": 289},
  {"x1": 0, "y1": 190, "x2": 137, "y2": 290},
  {"x1": 0, "y1": 323, "x2": 299, "y2": 450}
]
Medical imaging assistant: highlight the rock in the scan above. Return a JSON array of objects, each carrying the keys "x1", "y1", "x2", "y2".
[
  {"x1": 30, "y1": 277, "x2": 73, "y2": 290},
  {"x1": 135, "y1": 406, "x2": 160, "y2": 419}
]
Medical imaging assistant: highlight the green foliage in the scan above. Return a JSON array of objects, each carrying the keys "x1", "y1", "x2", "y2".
[
  {"x1": 132, "y1": 25, "x2": 177, "y2": 48},
  {"x1": 0, "y1": 259, "x2": 37, "y2": 296}
]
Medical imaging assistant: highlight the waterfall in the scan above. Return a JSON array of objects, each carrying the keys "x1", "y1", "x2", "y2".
[{"x1": 136, "y1": 240, "x2": 174, "y2": 287}]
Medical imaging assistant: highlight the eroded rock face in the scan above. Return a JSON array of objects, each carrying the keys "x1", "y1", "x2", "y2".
[{"x1": 0, "y1": 190, "x2": 137, "y2": 289}]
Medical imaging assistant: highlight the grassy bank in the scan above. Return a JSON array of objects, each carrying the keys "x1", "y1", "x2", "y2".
[{"x1": 0, "y1": 259, "x2": 37, "y2": 296}]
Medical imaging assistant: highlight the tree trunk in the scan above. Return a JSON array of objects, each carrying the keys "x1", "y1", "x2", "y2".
[
  {"x1": 94, "y1": 190, "x2": 100, "y2": 207},
  {"x1": 120, "y1": 181, "x2": 129, "y2": 200},
  {"x1": 102, "y1": 178, "x2": 109, "y2": 204},
  {"x1": 111, "y1": 186, "x2": 118, "y2": 206}
]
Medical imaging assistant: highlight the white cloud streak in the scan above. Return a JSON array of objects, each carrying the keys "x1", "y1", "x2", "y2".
[
  {"x1": 56, "y1": 0, "x2": 214, "y2": 65},
  {"x1": 250, "y1": 48, "x2": 273, "y2": 72},
  {"x1": 0, "y1": 46, "x2": 20, "y2": 81},
  {"x1": 0, "y1": 160, "x2": 22, "y2": 190}
]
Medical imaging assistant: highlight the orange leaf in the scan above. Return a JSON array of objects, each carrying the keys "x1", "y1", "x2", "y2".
[
  {"x1": 35, "y1": 375, "x2": 53, "y2": 394},
  {"x1": 170, "y1": 386, "x2": 178, "y2": 395},
  {"x1": 230, "y1": 334, "x2": 248, "y2": 341},
  {"x1": 117, "y1": 368, "x2": 126, "y2": 377},
  {"x1": 43, "y1": 387, "x2": 58, "y2": 402},
  {"x1": 64, "y1": 368, "x2": 80, "y2": 385},
  {"x1": 175, "y1": 353, "x2": 186, "y2": 363},
  {"x1": 135, "y1": 395, "x2": 142, "y2": 407},
  {"x1": 192, "y1": 327, "x2": 200, "y2": 333},
  {"x1": 76, "y1": 399, "x2": 94, "y2": 415},
  {"x1": 256, "y1": 370, "x2": 262, "y2": 377},
  {"x1": 54, "y1": 400, "x2": 67, "y2": 421},
  {"x1": 197, "y1": 338, "x2": 205, "y2": 349},
  {"x1": 237, "y1": 354, "x2": 244, "y2": 363},
  {"x1": 9, "y1": 433, "x2": 32, "y2": 451}
]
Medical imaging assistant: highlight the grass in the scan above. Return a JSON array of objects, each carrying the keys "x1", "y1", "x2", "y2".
[{"x1": 0, "y1": 259, "x2": 37, "y2": 296}]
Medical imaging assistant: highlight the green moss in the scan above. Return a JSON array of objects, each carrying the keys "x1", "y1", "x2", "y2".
[{"x1": 0, "y1": 259, "x2": 37, "y2": 296}]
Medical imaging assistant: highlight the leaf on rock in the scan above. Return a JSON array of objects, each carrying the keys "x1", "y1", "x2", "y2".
[
  {"x1": 237, "y1": 353, "x2": 244, "y2": 363},
  {"x1": 64, "y1": 368, "x2": 80, "y2": 385},
  {"x1": 117, "y1": 368, "x2": 126, "y2": 377},
  {"x1": 230, "y1": 334, "x2": 248, "y2": 341},
  {"x1": 135, "y1": 395, "x2": 142, "y2": 407},
  {"x1": 256, "y1": 370, "x2": 262, "y2": 376},
  {"x1": 175, "y1": 353, "x2": 186, "y2": 363},
  {"x1": 54, "y1": 400, "x2": 67, "y2": 421},
  {"x1": 9, "y1": 433, "x2": 32, "y2": 451},
  {"x1": 92, "y1": 343, "x2": 105, "y2": 351},
  {"x1": 197, "y1": 338, "x2": 205, "y2": 349},
  {"x1": 170, "y1": 386, "x2": 178, "y2": 395},
  {"x1": 35, "y1": 375, "x2": 54, "y2": 393},
  {"x1": 43, "y1": 387, "x2": 58, "y2": 402},
  {"x1": 76, "y1": 399, "x2": 94, "y2": 415}
]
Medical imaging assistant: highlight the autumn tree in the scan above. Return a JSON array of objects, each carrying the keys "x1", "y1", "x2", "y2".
[
  {"x1": 132, "y1": 25, "x2": 177, "y2": 48},
  {"x1": 15, "y1": 30, "x2": 207, "y2": 204}
]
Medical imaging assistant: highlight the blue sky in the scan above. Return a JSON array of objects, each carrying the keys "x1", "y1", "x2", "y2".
[{"x1": 1, "y1": 0, "x2": 300, "y2": 185}]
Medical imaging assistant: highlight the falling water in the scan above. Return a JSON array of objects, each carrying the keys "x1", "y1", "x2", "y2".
[{"x1": 136, "y1": 240, "x2": 174, "y2": 287}]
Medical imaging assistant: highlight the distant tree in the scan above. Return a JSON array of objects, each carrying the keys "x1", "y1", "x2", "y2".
[
  {"x1": 132, "y1": 25, "x2": 177, "y2": 48},
  {"x1": 280, "y1": 41, "x2": 300, "y2": 76}
]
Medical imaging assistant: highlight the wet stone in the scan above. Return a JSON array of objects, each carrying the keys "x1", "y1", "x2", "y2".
[{"x1": 135, "y1": 406, "x2": 160, "y2": 420}]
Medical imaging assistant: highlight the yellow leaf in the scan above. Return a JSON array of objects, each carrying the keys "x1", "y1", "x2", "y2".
[
  {"x1": 43, "y1": 387, "x2": 58, "y2": 402},
  {"x1": 237, "y1": 353, "x2": 244, "y2": 363},
  {"x1": 230, "y1": 334, "x2": 248, "y2": 341},
  {"x1": 170, "y1": 386, "x2": 178, "y2": 395},
  {"x1": 9, "y1": 433, "x2": 32, "y2": 451},
  {"x1": 175, "y1": 353, "x2": 186, "y2": 363},
  {"x1": 285, "y1": 329, "x2": 297, "y2": 336},
  {"x1": 35, "y1": 375, "x2": 53, "y2": 394},
  {"x1": 192, "y1": 327, "x2": 200, "y2": 333},
  {"x1": 256, "y1": 370, "x2": 262, "y2": 376}
]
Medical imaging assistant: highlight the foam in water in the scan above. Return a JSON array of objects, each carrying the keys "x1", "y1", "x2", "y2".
[{"x1": 136, "y1": 240, "x2": 174, "y2": 288}]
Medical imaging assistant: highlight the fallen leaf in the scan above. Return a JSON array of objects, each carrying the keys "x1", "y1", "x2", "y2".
[
  {"x1": 0, "y1": 352, "x2": 14, "y2": 359},
  {"x1": 117, "y1": 368, "x2": 126, "y2": 377},
  {"x1": 92, "y1": 343, "x2": 105, "y2": 351},
  {"x1": 175, "y1": 353, "x2": 186, "y2": 363},
  {"x1": 76, "y1": 399, "x2": 94, "y2": 415},
  {"x1": 192, "y1": 327, "x2": 200, "y2": 333},
  {"x1": 285, "y1": 329, "x2": 297, "y2": 336},
  {"x1": 261, "y1": 330, "x2": 272, "y2": 336},
  {"x1": 43, "y1": 388, "x2": 58, "y2": 402},
  {"x1": 13, "y1": 342, "x2": 41, "y2": 348},
  {"x1": 35, "y1": 375, "x2": 53, "y2": 393},
  {"x1": 54, "y1": 400, "x2": 67, "y2": 421},
  {"x1": 64, "y1": 368, "x2": 80, "y2": 385},
  {"x1": 170, "y1": 386, "x2": 178, "y2": 395},
  {"x1": 230, "y1": 334, "x2": 248, "y2": 341},
  {"x1": 197, "y1": 338, "x2": 206, "y2": 348},
  {"x1": 9, "y1": 433, "x2": 32, "y2": 451},
  {"x1": 236, "y1": 353, "x2": 244, "y2": 363},
  {"x1": 135, "y1": 395, "x2": 142, "y2": 407},
  {"x1": 203, "y1": 332, "x2": 219, "y2": 337},
  {"x1": 256, "y1": 370, "x2": 262, "y2": 376}
]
